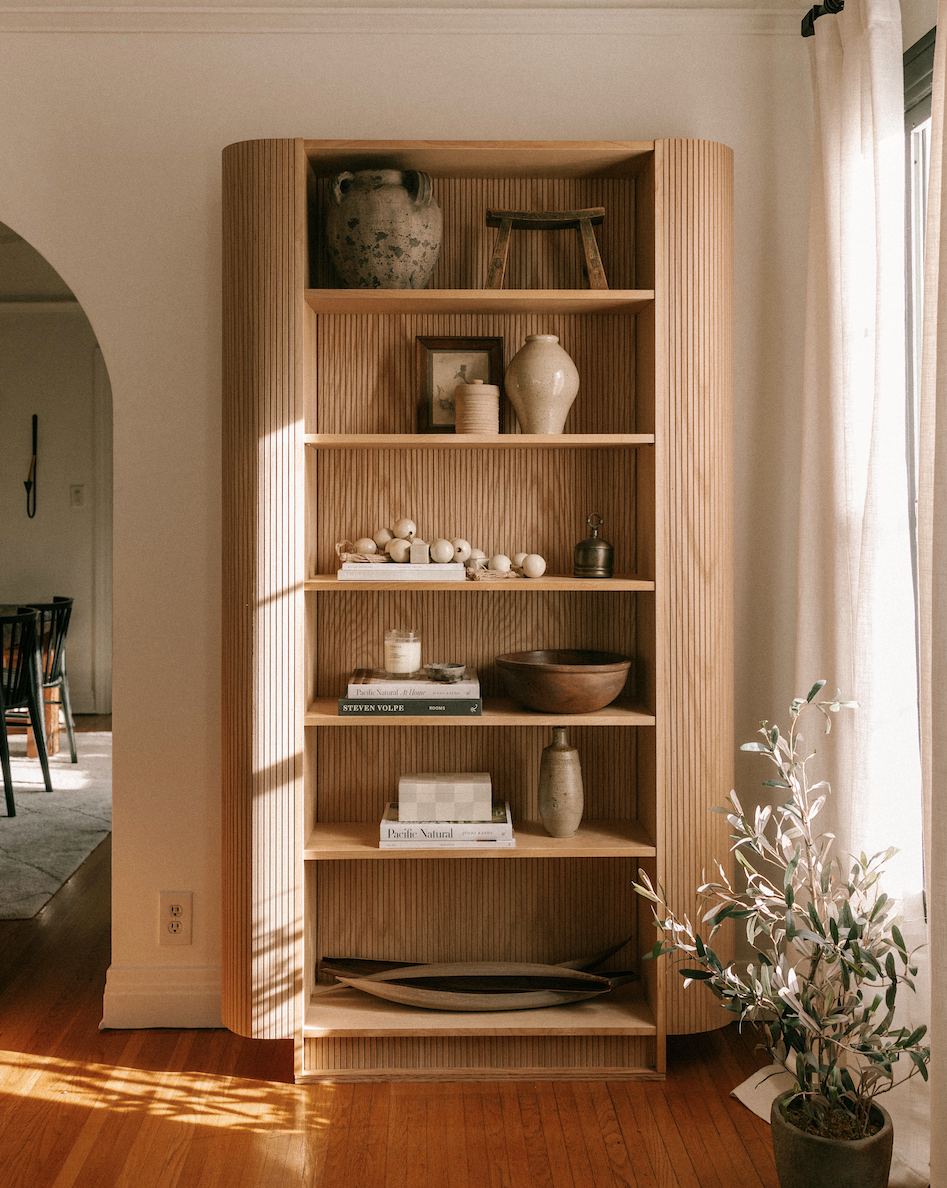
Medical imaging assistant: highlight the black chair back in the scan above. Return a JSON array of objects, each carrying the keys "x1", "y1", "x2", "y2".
[
  {"x1": 26, "y1": 597, "x2": 73, "y2": 686},
  {"x1": 1, "y1": 608, "x2": 41, "y2": 711}
]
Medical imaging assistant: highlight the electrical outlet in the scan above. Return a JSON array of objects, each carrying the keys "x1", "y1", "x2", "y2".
[{"x1": 159, "y1": 891, "x2": 193, "y2": 945}]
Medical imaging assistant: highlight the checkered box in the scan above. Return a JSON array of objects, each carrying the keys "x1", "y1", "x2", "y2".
[{"x1": 397, "y1": 773, "x2": 493, "y2": 822}]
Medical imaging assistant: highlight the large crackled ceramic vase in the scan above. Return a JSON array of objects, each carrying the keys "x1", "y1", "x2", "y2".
[
  {"x1": 504, "y1": 334, "x2": 580, "y2": 434},
  {"x1": 326, "y1": 169, "x2": 442, "y2": 289}
]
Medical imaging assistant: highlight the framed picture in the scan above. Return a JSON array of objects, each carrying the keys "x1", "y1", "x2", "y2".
[{"x1": 417, "y1": 336, "x2": 503, "y2": 433}]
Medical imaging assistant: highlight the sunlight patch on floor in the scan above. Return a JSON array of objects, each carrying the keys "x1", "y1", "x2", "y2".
[{"x1": 0, "y1": 1049, "x2": 334, "y2": 1131}]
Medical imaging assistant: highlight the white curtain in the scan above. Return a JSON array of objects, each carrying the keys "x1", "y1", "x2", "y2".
[
  {"x1": 794, "y1": 0, "x2": 929, "y2": 1183},
  {"x1": 919, "y1": 5, "x2": 947, "y2": 1186}
]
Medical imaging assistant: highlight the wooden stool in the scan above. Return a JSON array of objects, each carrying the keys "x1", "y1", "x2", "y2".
[{"x1": 485, "y1": 207, "x2": 608, "y2": 290}]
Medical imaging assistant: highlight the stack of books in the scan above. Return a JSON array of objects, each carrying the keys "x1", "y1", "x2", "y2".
[
  {"x1": 338, "y1": 668, "x2": 481, "y2": 716},
  {"x1": 379, "y1": 801, "x2": 515, "y2": 849}
]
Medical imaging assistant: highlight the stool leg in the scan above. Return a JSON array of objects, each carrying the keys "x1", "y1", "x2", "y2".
[
  {"x1": 486, "y1": 218, "x2": 513, "y2": 289},
  {"x1": 577, "y1": 218, "x2": 609, "y2": 290}
]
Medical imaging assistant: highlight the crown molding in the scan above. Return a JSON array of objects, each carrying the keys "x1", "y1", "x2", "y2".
[{"x1": 0, "y1": 5, "x2": 800, "y2": 35}]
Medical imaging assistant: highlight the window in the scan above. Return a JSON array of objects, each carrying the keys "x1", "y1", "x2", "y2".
[{"x1": 905, "y1": 29, "x2": 935, "y2": 618}]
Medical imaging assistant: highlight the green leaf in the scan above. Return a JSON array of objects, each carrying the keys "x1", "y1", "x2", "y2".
[
  {"x1": 806, "y1": 681, "x2": 826, "y2": 703},
  {"x1": 678, "y1": 969, "x2": 713, "y2": 981},
  {"x1": 909, "y1": 1050, "x2": 930, "y2": 1080},
  {"x1": 741, "y1": 742, "x2": 769, "y2": 753}
]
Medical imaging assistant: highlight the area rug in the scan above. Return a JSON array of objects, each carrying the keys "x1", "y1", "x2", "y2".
[{"x1": 0, "y1": 731, "x2": 111, "y2": 918}]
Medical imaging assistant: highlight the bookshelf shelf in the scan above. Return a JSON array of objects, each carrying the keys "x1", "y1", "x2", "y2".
[
  {"x1": 305, "y1": 574, "x2": 655, "y2": 592},
  {"x1": 305, "y1": 288, "x2": 654, "y2": 316},
  {"x1": 304, "y1": 818, "x2": 657, "y2": 860},
  {"x1": 302, "y1": 981, "x2": 656, "y2": 1041},
  {"x1": 304, "y1": 697, "x2": 656, "y2": 728},
  {"x1": 304, "y1": 433, "x2": 654, "y2": 450}
]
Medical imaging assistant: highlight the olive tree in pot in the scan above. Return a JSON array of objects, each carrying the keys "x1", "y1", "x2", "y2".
[{"x1": 634, "y1": 682, "x2": 929, "y2": 1188}]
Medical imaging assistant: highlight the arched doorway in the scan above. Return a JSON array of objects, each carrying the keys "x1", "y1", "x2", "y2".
[{"x1": 0, "y1": 219, "x2": 112, "y2": 915}]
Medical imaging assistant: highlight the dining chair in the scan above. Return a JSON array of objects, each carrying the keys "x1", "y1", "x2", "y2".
[
  {"x1": 1, "y1": 607, "x2": 54, "y2": 816},
  {"x1": 26, "y1": 596, "x2": 77, "y2": 764}
]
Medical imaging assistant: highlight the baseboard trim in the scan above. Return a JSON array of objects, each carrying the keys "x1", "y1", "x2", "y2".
[{"x1": 101, "y1": 963, "x2": 223, "y2": 1029}]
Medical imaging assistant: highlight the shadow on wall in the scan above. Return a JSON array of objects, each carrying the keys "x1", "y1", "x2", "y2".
[{"x1": 0, "y1": 220, "x2": 112, "y2": 716}]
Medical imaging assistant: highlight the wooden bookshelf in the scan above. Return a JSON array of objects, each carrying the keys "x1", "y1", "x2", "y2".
[{"x1": 222, "y1": 137, "x2": 734, "y2": 1083}]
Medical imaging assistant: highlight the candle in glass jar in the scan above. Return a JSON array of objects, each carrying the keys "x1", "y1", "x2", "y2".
[{"x1": 384, "y1": 629, "x2": 421, "y2": 675}]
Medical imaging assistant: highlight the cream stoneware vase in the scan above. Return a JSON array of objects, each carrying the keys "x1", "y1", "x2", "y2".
[
  {"x1": 504, "y1": 334, "x2": 580, "y2": 433},
  {"x1": 537, "y1": 728, "x2": 584, "y2": 837},
  {"x1": 326, "y1": 169, "x2": 442, "y2": 289}
]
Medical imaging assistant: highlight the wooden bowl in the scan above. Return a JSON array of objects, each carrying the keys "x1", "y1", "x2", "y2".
[{"x1": 496, "y1": 649, "x2": 632, "y2": 714}]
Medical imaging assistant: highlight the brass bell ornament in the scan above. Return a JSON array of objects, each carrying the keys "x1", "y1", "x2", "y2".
[{"x1": 573, "y1": 513, "x2": 613, "y2": 579}]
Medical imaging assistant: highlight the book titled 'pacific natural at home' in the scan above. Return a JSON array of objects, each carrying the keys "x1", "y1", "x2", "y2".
[{"x1": 379, "y1": 802, "x2": 514, "y2": 848}]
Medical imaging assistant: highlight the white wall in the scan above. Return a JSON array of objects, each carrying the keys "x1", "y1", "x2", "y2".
[{"x1": 0, "y1": 5, "x2": 812, "y2": 1025}]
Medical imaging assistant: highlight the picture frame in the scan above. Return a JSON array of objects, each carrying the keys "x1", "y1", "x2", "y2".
[{"x1": 416, "y1": 336, "x2": 503, "y2": 433}]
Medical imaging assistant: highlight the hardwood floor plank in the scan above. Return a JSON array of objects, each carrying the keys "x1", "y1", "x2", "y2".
[
  {"x1": 601, "y1": 1082, "x2": 664, "y2": 1188},
  {"x1": 461, "y1": 1082, "x2": 494, "y2": 1188},
  {"x1": 340, "y1": 1082, "x2": 390, "y2": 1188},
  {"x1": 524, "y1": 1081, "x2": 577, "y2": 1188},
  {"x1": 480, "y1": 1082, "x2": 515, "y2": 1188},
  {"x1": 552, "y1": 1082, "x2": 603, "y2": 1187},
  {"x1": 512, "y1": 1083, "x2": 556, "y2": 1188},
  {"x1": 497, "y1": 1080, "x2": 533, "y2": 1188},
  {"x1": 628, "y1": 1084, "x2": 701, "y2": 1188}
]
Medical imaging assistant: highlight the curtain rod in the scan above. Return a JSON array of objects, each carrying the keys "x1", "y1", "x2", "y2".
[{"x1": 801, "y1": 0, "x2": 843, "y2": 37}]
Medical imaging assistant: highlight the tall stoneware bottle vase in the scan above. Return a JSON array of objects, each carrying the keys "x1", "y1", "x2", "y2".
[{"x1": 538, "y1": 728, "x2": 584, "y2": 837}]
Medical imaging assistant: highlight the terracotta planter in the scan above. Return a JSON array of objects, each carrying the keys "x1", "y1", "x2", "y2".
[{"x1": 769, "y1": 1093, "x2": 893, "y2": 1188}]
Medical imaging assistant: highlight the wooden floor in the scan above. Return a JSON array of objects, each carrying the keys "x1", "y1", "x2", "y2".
[{"x1": 0, "y1": 717, "x2": 779, "y2": 1188}]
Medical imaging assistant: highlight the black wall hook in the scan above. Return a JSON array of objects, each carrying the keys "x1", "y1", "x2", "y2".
[{"x1": 24, "y1": 414, "x2": 37, "y2": 518}]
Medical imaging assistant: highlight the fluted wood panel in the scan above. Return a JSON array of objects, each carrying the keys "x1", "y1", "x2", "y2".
[
  {"x1": 300, "y1": 1035, "x2": 657, "y2": 1081},
  {"x1": 309, "y1": 177, "x2": 637, "y2": 291},
  {"x1": 311, "y1": 590, "x2": 640, "y2": 701},
  {"x1": 308, "y1": 313, "x2": 639, "y2": 435},
  {"x1": 310, "y1": 449, "x2": 640, "y2": 576},
  {"x1": 311, "y1": 857, "x2": 636, "y2": 972},
  {"x1": 222, "y1": 139, "x2": 305, "y2": 1040},
  {"x1": 655, "y1": 140, "x2": 734, "y2": 1034},
  {"x1": 305, "y1": 725, "x2": 640, "y2": 824}
]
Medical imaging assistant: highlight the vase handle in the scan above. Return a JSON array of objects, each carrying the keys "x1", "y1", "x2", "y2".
[
  {"x1": 330, "y1": 172, "x2": 354, "y2": 206},
  {"x1": 404, "y1": 170, "x2": 433, "y2": 208}
]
